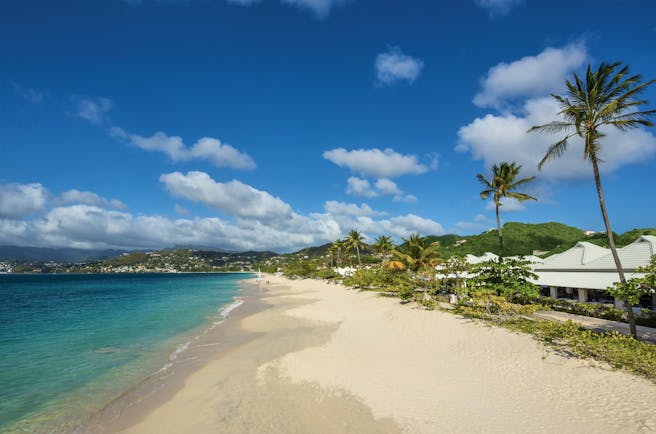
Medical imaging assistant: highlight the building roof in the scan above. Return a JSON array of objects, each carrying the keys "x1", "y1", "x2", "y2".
[
  {"x1": 533, "y1": 236, "x2": 655, "y2": 290},
  {"x1": 465, "y1": 252, "x2": 498, "y2": 264},
  {"x1": 536, "y1": 241, "x2": 609, "y2": 270}
]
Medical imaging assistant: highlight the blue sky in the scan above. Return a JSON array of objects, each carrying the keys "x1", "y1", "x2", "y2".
[{"x1": 1, "y1": 0, "x2": 655, "y2": 252}]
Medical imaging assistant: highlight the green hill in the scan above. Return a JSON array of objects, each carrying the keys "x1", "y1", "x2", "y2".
[{"x1": 424, "y1": 222, "x2": 587, "y2": 258}]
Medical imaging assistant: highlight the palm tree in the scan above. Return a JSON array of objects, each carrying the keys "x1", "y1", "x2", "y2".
[
  {"x1": 392, "y1": 234, "x2": 441, "y2": 272},
  {"x1": 331, "y1": 239, "x2": 343, "y2": 266},
  {"x1": 346, "y1": 230, "x2": 366, "y2": 267},
  {"x1": 373, "y1": 235, "x2": 394, "y2": 260},
  {"x1": 529, "y1": 61, "x2": 655, "y2": 338},
  {"x1": 327, "y1": 244, "x2": 335, "y2": 267},
  {"x1": 477, "y1": 162, "x2": 537, "y2": 259}
]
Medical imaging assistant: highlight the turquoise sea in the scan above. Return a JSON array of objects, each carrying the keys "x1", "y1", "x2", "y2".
[{"x1": 0, "y1": 272, "x2": 250, "y2": 432}]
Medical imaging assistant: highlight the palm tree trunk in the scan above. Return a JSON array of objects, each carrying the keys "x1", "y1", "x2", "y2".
[
  {"x1": 591, "y1": 157, "x2": 636, "y2": 337},
  {"x1": 496, "y1": 203, "x2": 503, "y2": 261},
  {"x1": 356, "y1": 245, "x2": 361, "y2": 267}
]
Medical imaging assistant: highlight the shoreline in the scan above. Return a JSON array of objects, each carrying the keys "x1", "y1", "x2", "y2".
[
  {"x1": 88, "y1": 278, "x2": 268, "y2": 432},
  {"x1": 116, "y1": 275, "x2": 656, "y2": 433}
]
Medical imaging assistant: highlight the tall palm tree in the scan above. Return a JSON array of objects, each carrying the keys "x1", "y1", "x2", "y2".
[
  {"x1": 529, "y1": 61, "x2": 655, "y2": 338},
  {"x1": 346, "y1": 230, "x2": 366, "y2": 267},
  {"x1": 373, "y1": 235, "x2": 394, "y2": 260},
  {"x1": 392, "y1": 234, "x2": 441, "y2": 272},
  {"x1": 477, "y1": 162, "x2": 537, "y2": 259}
]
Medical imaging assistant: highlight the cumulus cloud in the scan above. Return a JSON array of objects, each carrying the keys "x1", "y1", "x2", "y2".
[
  {"x1": 473, "y1": 44, "x2": 587, "y2": 109},
  {"x1": 57, "y1": 189, "x2": 128, "y2": 210},
  {"x1": 474, "y1": 0, "x2": 522, "y2": 17},
  {"x1": 68, "y1": 96, "x2": 113, "y2": 125},
  {"x1": 324, "y1": 147, "x2": 429, "y2": 178},
  {"x1": 457, "y1": 96, "x2": 656, "y2": 181},
  {"x1": 0, "y1": 183, "x2": 48, "y2": 219},
  {"x1": 11, "y1": 81, "x2": 44, "y2": 104},
  {"x1": 375, "y1": 47, "x2": 424, "y2": 86},
  {"x1": 324, "y1": 201, "x2": 383, "y2": 217},
  {"x1": 111, "y1": 128, "x2": 256, "y2": 170},
  {"x1": 0, "y1": 174, "x2": 446, "y2": 252},
  {"x1": 160, "y1": 171, "x2": 292, "y2": 220},
  {"x1": 485, "y1": 197, "x2": 527, "y2": 212}
]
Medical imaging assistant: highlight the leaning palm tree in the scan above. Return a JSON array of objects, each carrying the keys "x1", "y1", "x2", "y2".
[
  {"x1": 477, "y1": 162, "x2": 537, "y2": 259},
  {"x1": 529, "y1": 61, "x2": 655, "y2": 338},
  {"x1": 346, "y1": 230, "x2": 366, "y2": 267},
  {"x1": 373, "y1": 235, "x2": 394, "y2": 260}
]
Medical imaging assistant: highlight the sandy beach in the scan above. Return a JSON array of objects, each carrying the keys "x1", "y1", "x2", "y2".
[{"x1": 115, "y1": 275, "x2": 656, "y2": 433}]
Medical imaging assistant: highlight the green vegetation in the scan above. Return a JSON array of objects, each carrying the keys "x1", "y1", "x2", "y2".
[
  {"x1": 469, "y1": 258, "x2": 540, "y2": 299},
  {"x1": 477, "y1": 162, "x2": 536, "y2": 258},
  {"x1": 530, "y1": 61, "x2": 656, "y2": 338}
]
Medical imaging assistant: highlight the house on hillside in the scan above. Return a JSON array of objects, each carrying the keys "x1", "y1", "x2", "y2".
[{"x1": 532, "y1": 236, "x2": 656, "y2": 309}]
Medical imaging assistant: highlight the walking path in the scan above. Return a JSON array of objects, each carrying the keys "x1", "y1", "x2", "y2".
[{"x1": 533, "y1": 310, "x2": 656, "y2": 343}]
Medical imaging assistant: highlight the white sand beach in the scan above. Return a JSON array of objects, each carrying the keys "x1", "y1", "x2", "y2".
[{"x1": 119, "y1": 275, "x2": 656, "y2": 433}]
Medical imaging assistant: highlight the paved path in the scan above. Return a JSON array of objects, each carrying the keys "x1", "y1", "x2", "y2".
[{"x1": 533, "y1": 310, "x2": 656, "y2": 344}]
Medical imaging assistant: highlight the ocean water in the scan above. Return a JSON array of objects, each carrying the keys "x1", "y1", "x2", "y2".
[{"x1": 0, "y1": 272, "x2": 250, "y2": 432}]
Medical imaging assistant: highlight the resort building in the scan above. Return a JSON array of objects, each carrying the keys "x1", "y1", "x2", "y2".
[
  {"x1": 532, "y1": 235, "x2": 656, "y2": 309},
  {"x1": 451, "y1": 236, "x2": 655, "y2": 310}
]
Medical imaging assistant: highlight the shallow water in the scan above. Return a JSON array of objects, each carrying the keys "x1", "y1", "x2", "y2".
[{"x1": 0, "y1": 272, "x2": 250, "y2": 432}]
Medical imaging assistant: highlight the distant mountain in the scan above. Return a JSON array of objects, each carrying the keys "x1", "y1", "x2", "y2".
[{"x1": 0, "y1": 246, "x2": 128, "y2": 262}]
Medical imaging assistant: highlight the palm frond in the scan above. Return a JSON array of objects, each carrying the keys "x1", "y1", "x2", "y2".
[{"x1": 538, "y1": 135, "x2": 571, "y2": 170}]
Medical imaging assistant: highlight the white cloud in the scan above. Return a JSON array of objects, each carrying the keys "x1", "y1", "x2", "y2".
[
  {"x1": 57, "y1": 189, "x2": 128, "y2": 210},
  {"x1": 474, "y1": 0, "x2": 522, "y2": 17},
  {"x1": 0, "y1": 180, "x2": 447, "y2": 251},
  {"x1": 69, "y1": 96, "x2": 113, "y2": 125},
  {"x1": 457, "y1": 96, "x2": 656, "y2": 181},
  {"x1": 374, "y1": 178, "x2": 400, "y2": 195},
  {"x1": 160, "y1": 171, "x2": 292, "y2": 220},
  {"x1": 112, "y1": 128, "x2": 256, "y2": 170},
  {"x1": 0, "y1": 183, "x2": 48, "y2": 219},
  {"x1": 324, "y1": 147, "x2": 429, "y2": 178},
  {"x1": 392, "y1": 194, "x2": 417, "y2": 203},
  {"x1": 11, "y1": 81, "x2": 44, "y2": 104},
  {"x1": 473, "y1": 44, "x2": 587, "y2": 109},
  {"x1": 375, "y1": 47, "x2": 424, "y2": 86},
  {"x1": 485, "y1": 197, "x2": 526, "y2": 212},
  {"x1": 345, "y1": 177, "x2": 377, "y2": 197},
  {"x1": 324, "y1": 201, "x2": 383, "y2": 217}
]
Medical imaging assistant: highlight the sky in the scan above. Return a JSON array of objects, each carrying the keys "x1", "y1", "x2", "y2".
[{"x1": 1, "y1": 0, "x2": 655, "y2": 253}]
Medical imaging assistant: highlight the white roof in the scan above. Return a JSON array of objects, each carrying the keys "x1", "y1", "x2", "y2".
[
  {"x1": 507, "y1": 255, "x2": 544, "y2": 264},
  {"x1": 537, "y1": 241, "x2": 609, "y2": 270},
  {"x1": 533, "y1": 236, "x2": 655, "y2": 289},
  {"x1": 582, "y1": 235, "x2": 656, "y2": 270},
  {"x1": 465, "y1": 252, "x2": 499, "y2": 264}
]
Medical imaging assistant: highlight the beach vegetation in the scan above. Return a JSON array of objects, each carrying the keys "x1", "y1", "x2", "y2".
[
  {"x1": 391, "y1": 234, "x2": 442, "y2": 272},
  {"x1": 469, "y1": 258, "x2": 540, "y2": 299},
  {"x1": 372, "y1": 235, "x2": 395, "y2": 259},
  {"x1": 346, "y1": 230, "x2": 367, "y2": 267},
  {"x1": 529, "y1": 61, "x2": 656, "y2": 338},
  {"x1": 477, "y1": 162, "x2": 537, "y2": 259}
]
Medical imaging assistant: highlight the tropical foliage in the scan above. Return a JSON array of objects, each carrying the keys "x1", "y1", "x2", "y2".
[
  {"x1": 469, "y1": 258, "x2": 540, "y2": 298},
  {"x1": 391, "y1": 234, "x2": 442, "y2": 272},
  {"x1": 529, "y1": 61, "x2": 656, "y2": 338},
  {"x1": 477, "y1": 162, "x2": 536, "y2": 258}
]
